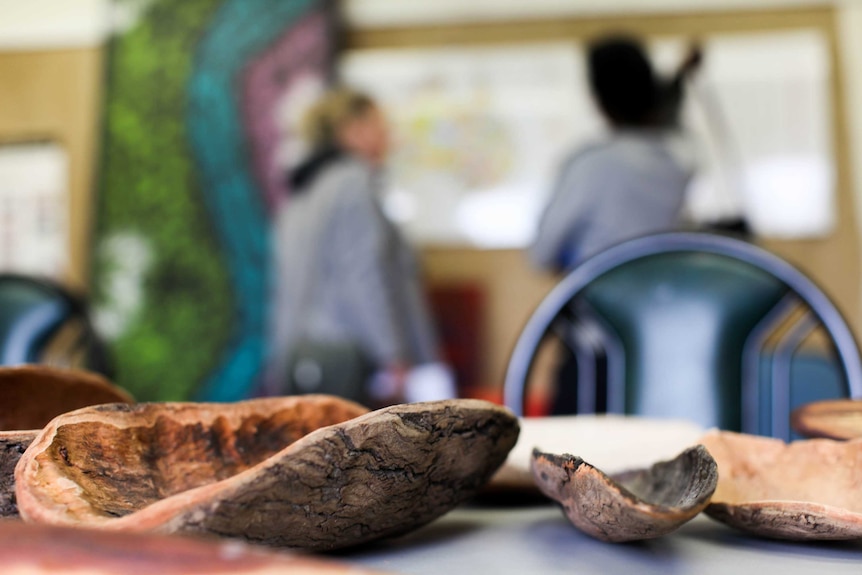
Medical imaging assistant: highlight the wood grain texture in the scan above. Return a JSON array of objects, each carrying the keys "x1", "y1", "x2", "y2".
[
  {"x1": 791, "y1": 399, "x2": 862, "y2": 440},
  {"x1": 531, "y1": 445, "x2": 717, "y2": 542},
  {"x1": 16, "y1": 397, "x2": 518, "y2": 551},
  {"x1": 0, "y1": 521, "x2": 391, "y2": 575},
  {"x1": 700, "y1": 430, "x2": 862, "y2": 540},
  {"x1": 0, "y1": 431, "x2": 36, "y2": 518},
  {"x1": 0, "y1": 366, "x2": 133, "y2": 431}
]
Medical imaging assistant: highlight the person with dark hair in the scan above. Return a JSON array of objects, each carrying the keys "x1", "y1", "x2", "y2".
[
  {"x1": 265, "y1": 88, "x2": 454, "y2": 406},
  {"x1": 531, "y1": 35, "x2": 701, "y2": 271},
  {"x1": 531, "y1": 36, "x2": 701, "y2": 415},
  {"x1": 588, "y1": 38, "x2": 658, "y2": 127}
]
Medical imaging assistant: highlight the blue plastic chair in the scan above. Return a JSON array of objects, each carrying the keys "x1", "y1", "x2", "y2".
[
  {"x1": 504, "y1": 233, "x2": 862, "y2": 439},
  {"x1": 0, "y1": 274, "x2": 111, "y2": 375}
]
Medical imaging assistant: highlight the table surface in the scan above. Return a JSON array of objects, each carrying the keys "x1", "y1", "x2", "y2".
[{"x1": 346, "y1": 505, "x2": 862, "y2": 574}]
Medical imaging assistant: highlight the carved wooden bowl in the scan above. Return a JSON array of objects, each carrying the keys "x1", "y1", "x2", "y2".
[
  {"x1": 489, "y1": 415, "x2": 704, "y2": 494},
  {"x1": 700, "y1": 430, "x2": 862, "y2": 540},
  {"x1": 0, "y1": 365, "x2": 133, "y2": 518},
  {"x1": 16, "y1": 397, "x2": 519, "y2": 551},
  {"x1": 0, "y1": 520, "x2": 390, "y2": 575},
  {"x1": 791, "y1": 399, "x2": 862, "y2": 440},
  {"x1": 531, "y1": 445, "x2": 717, "y2": 542},
  {"x1": 0, "y1": 365, "x2": 133, "y2": 431}
]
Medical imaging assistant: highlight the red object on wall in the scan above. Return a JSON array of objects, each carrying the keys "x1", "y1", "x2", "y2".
[{"x1": 428, "y1": 284, "x2": 484, "y2": 395}]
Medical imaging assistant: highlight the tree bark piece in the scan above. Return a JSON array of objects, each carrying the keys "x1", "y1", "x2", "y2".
[
  {"x1": 531, "y1": 445, "x2": 717, "y2": 542},
  {"x1": 0, "y1": 520, "x2": 391, "y2": 575},
  {"x1": 700, "y1": 430, "x2": 862, "y2": 540},
  {"x1": 16, "y1": 397, "x2": 518, "y2": 551},
  {"x1": 791, "y1": 399, "x2": 862, "y2": 440},
  {"x1": 0, "y1": 431, "x2": 35, "y2": 517},
  {"x1": 0, "y1": 365, "x2": 133, "y2": 431}
]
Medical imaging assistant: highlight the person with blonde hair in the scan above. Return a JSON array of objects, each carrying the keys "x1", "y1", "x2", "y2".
[{"x1": 265, "y1": 88, "x2": 453, "y2": 405}]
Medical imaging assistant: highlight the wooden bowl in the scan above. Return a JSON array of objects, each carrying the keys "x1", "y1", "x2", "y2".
[
  {"x1": 0, "y1": 365, "x2": 133, "y2": 431},
  {"x1": 531, "y1": 445, "x2": 717, "y2": 542},
  {"x1": 0, "y1": 365, "x2": 133, "y2": 518},
  {"x1": 488, "y1": 414, "x2": 704, "y2": 494},
  {"x1": 791, "y1": 399, "x2": 862, "y2": 440},
  {"x1": 0, "y1": 520, "x2": 390, "y2": 574},
  {"x1": 700, "y1": 430, "x2": 862, "y2": 540},
  {"x1": 16, "y1": 397, "x2": 519, "y2": 551}
]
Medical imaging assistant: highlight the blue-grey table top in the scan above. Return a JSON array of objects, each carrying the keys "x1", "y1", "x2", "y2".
[{"x1": 347, "y1": 505, "x2": 862, "y2": 574}]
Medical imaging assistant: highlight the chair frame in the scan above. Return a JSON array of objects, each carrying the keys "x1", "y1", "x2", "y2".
[
  {"x1": 504, "y1": 233, "x2": 862, "y2": 428},
  {"x1": 0, "y1": 273, "x2": 112, "y2": 376}
]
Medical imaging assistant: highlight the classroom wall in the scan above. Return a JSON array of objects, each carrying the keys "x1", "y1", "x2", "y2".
[
  {"x1": 0, "y1": 47, "x2": 104, "y2": 288},
  {"x1": 344, "y1": 0, "x2": 862, "y2": 328},
  {"x1": 3, "y1": 0, "x2": 862, "y2": 390},
  {"x1": 344, "y1": 1, "x2": 862, "y2": 389},
  {"x1": 420, "y1": 248, "x2": 558, "y2": 389},
  {"x1": 0, "y1": 0, "x2": 106, "y2": 50}
]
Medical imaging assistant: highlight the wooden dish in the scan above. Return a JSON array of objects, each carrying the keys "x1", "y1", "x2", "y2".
[
  {"x1": 0, "y1": 365, "x2": 133, "y2": 518},
  {"x1": 0, "y1": 365, "x2": 133, "y2": 431},
  {"x1": 16, "y1": 397, "x2": 519, "y2": 551},
  {"x1": 700, "y1": 430, "x2": 862, "y2": 540},
  {"x1": 489, "y1": 414, "x2": 704, "y2": 494},
  {"x1": 791, "y1": 399, "x2": 862, "y2": 440},
  {"x1": 531, "y1": 445, "x2": 717, "y2": 542},
  {"x1": 0, "y1": 520, "x2": 391, "y2": 574}
]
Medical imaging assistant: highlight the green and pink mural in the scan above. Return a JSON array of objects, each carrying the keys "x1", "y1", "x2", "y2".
[{"x1": 93, "y1": 0, "x2": 338, "y2": 401}]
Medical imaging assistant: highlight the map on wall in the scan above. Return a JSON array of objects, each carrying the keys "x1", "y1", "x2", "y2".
[
  {"x1": 343, "y1": 30, "x2": 836, "y2": 247},
  {"x1": 341, "y1": 43, "x2": 596, "y2": 248}
]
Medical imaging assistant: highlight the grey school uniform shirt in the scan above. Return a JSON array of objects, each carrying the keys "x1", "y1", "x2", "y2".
[
  {"x1": 266, "y1": 156, "x2": 439, "y2": 392},
  {"x1": 531, "y1": 131, "x2": 695, "y2": 270}
]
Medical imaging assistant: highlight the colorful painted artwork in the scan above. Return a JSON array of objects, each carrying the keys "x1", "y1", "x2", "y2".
[{"x1": 93, "y1": 0, "x2": 336, "y2": 401}]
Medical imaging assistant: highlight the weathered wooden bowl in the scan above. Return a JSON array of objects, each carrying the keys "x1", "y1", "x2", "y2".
[
  {"x1": 700, "y1": 430, "x2": 862, "y2": 540},
  {"x1": 0, "y1": 365, "x2": 133, "y2": 518},
  {"x1": 16, "y1": 397, "x2": 519, "y2": 551},
  {"x1": 531, "y1": 445, "x2": 717, "y2": 542},
  {"x1": 0, "y1": 365, "x2": 133, "y2": 431},
  {"x1": 489, "y1": 415, "x2": 704, "y2": 494},
  {"x1": 791, "y1": 399, "x2": 862, "y2": 440},
  {"x1": 0, "y1": 520, "x2": 390, "y2": 575}
]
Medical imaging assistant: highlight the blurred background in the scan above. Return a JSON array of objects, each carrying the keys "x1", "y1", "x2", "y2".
[{"x1": 1, "y1": 0, "x2": 861, "y2": 405}]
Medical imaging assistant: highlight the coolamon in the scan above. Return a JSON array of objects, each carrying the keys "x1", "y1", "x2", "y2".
[
  {"x1": 0, "y1": 366, "x2": 133, "y2": 518},
  {"x1": 700, "y1": 430, "x2": 862, "y2": 540},
  {"x1": 531, "y1": 445, "x2": 717, "y2": 542},
  {"x1": 0, "y1": 520, "x2": 390, "y2": 574},
  {"x1": 16, "y1": 396, "x2": 519, "y2": 551}
]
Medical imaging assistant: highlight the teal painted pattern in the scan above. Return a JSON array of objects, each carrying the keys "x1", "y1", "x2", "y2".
[
  {"x1": 94, "y1": 0, "x2": 326, "y2": 401},
  {"x1": 187, "y1": 0, "x2": 316, "y2": 401}
]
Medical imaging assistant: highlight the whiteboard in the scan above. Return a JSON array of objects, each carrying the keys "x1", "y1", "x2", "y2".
[
  {"x1": 0, "y1": 142, "x2": 69, "y2": 277},
  {"x1": 341, "y1": 29, "x2": 835, "y2": 247}
]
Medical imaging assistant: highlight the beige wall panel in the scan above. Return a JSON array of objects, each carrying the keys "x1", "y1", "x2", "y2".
[
  {"x1": 0, "y1": 47, "x2": 104, "y2": 288},
  {"x1": 356, "y1": 6, "x2": 862, "y2": 357},
  {"x1": 420, "y1": 247, "x2": 558, "y2": 388}
]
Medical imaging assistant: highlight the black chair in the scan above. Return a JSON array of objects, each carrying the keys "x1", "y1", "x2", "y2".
[
  {"x1": 0, "y1": 273, "x2": 112, "y2": 376},
  {"x1": 504, "y1": 233, "x2": 862, "y2": 439}
]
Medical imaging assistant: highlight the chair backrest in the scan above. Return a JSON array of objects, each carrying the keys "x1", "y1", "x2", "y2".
[
  {"x1": 0, "y1": 274, "x2": 111, "y2": 375},
  {"x1": 504, "y1": 233, "x2": 862, "y2": 438}
]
